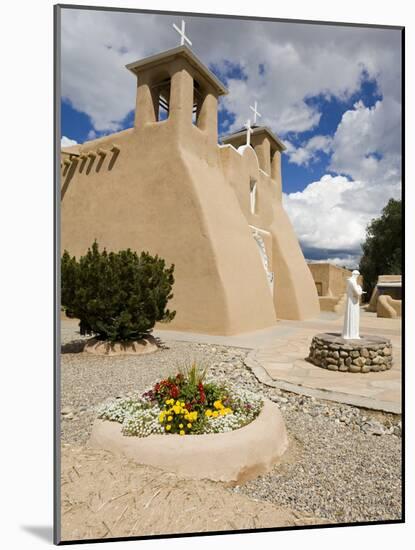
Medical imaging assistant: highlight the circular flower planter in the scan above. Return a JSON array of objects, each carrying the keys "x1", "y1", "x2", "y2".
[
  {"x1": 307, "y1": 332, "x2": 393, "y2": 373},
  {"x1": 84, "y1": 335, "x2": 158, "y2": 356},
  {"x1": 88, "y1": 398, "x2": 288, "y2": 483}
]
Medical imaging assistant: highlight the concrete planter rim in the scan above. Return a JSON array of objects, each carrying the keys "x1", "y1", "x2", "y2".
[{"x1": 88, "y1": 398, "x2": 288, "y2": 483}]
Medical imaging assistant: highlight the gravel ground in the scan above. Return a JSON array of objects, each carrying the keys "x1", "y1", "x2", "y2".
[{"x1": 60, "y1": 327, "x2": 402, "y2": 525}]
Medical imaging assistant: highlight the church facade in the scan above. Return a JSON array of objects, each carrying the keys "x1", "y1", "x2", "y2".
[{"x1": 61, "y1": 45, "x2": 319, "y2": 335}]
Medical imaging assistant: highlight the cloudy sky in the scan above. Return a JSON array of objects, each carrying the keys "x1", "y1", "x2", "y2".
[{"x1": 60, "y1": 7, "x2": 402, "y2": 268}]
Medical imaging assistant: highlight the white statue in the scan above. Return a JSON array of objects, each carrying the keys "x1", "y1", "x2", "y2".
[{"x1": 342, "y1": 270, "x2": 365, "y2": 339}]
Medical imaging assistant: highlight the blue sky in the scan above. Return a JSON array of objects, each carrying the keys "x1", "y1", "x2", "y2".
[
  {"x1": 60, "y1": 9, "x2": 402, "y2": 267},
  {"x1": 280, "y1": 78, "x2": 383, "y2": 194}
]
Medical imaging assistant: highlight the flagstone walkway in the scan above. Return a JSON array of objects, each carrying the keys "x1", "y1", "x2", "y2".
[{"x1": 155, "y1": 310, "x2": 402, "y2": 413}]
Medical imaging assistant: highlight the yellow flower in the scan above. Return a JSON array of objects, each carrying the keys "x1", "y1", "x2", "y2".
[
  {"x1": 179, "y1": 430, "x2": 185, "y2": 436},
  {"x1": 159, "y1": 412, "x2": 165, "y2": 422},
  {"x1": 173, "y1": 405, "x2": 181, "y2": 414},
  {"x1": 212, "y1": 411, "x2": 219, "y2": 418},
  {"x1": 219, "y1": 409, "x2": 227, "y2": 416},
  {"x1": 187, "y1": 423, "x2": 192, "y2": 428},
  {"x1": 214, "y1": 400, "x2": 224, "y2": 410},
  {"x1": 165, "y1": 425, "x2": 171, "y2": 431},
  {"x1": 179, "y1": 423, "x2": 183, "y2": 429},
  {"x1": 176, "y1": 400, "x2": 181, "y2": 406},
  {"x1": 205, "y1": 409, "x2": 212, "y2": 417},
  {"x1": 168, "y1": 416, "x2": 173, "y2": 421}
]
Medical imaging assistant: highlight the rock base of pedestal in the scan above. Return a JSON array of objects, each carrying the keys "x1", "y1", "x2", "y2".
[{"x1": 307, "y1": 333, "x2": 392, "y2": 373}]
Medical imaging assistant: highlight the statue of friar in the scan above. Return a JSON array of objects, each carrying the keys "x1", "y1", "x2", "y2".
[{"x1": 342, "y1": 270, "x2": 365, "y2": 339}]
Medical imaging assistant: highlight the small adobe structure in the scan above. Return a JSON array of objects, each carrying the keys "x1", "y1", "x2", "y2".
[
  {"x1": 61, "y1": 45, "x2": 319, "y2": 335},
  {"x1": 367, "y1": 275, "x2": 402, "y2": 318},
  {"x1": 308, "y1": 263, "x2": 361, "y2": 313}
]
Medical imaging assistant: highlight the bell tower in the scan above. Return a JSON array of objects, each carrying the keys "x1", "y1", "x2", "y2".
[
  {"x1": 126, "y1": 45, "x2": 228, "y2": 147},
  {"x1": 221, "y1": 126, "x2": 286, "y2": 197}
]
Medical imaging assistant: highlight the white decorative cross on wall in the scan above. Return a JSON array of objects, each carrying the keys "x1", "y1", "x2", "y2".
[
  {"x1": 249, "y1": 101, "x2": 262, "y2": 124},
  {"x1": 172, "y1": 20, "x2": 192, "y2": 47},
  {"x1": 245, "y1": 119, "x2": 253, "y2": 147}
]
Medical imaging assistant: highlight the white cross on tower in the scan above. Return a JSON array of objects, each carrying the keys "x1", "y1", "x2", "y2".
[
  {"x1": 245, "y1": 119, "x2": 253, "y2": 147},
  {"x1": 249, "y1": 101, "x2": 262, "y2": 124},
  {"x1": 172, "y1": 19, "x2": 192, "y2": 47}
]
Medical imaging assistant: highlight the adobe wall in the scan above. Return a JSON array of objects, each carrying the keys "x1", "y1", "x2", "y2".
[
  {"x1": 308, "y1": 263, "x2": 353, "y2": 298},
  {"x1": 61, "y1": 50, "x2": 319, "y2": 331},
  {"x1": 377, "y1": 295, "x2": 401, "y2": 319},
  {"x1": 367, "y1": 275, "x2": 402, "y2": 313},
  {"x1": 308, "y1": 264, "x2": 330, "y2": 296},
  {"x1": 61, "y1": 63, "x2": 277, "y2": 335},
  {"x1": 219, "y1": 142, "x2": 320, "y2": 321}
]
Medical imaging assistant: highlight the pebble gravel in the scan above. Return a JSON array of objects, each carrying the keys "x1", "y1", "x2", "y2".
[{"x1": 60, "y1": 327, "x2": 402, "y2": 525}]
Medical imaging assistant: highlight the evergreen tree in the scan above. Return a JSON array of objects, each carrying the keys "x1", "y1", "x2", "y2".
[
  {"x1": 61, "y1": 242, "x2": 176, "y2": 342},
  {"x1": 359, "y1": 198, "x2": 402, "y2": 299}
]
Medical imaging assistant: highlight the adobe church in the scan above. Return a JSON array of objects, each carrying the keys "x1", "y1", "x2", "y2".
[{"x1": 61, "y1": 42, "x2": 320, "y2": 335}]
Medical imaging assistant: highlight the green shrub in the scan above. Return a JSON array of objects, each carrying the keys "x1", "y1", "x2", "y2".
[{"x1": 61, "y1": 241, "x2": 175, "y2": 342}]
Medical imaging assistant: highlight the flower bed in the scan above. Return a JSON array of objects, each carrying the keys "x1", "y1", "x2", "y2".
[{"x1": 98, "y1": 364, "x2": 263, "y2": 437}]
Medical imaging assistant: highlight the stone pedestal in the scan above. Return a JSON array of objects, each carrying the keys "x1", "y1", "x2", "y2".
[{"x1": 307, "y1": 332, "x2": 392, "y2": 373}]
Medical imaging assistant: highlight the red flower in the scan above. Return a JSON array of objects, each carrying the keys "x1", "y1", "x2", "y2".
[
  {"x1": 198, "y1": 388, "x2": 206, "y2": 403},
  {"x1": 170, "y1": 385, "x2": 179, "y2": 399}
]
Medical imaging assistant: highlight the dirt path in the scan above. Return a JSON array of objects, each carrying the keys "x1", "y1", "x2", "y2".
[{"x1": 60, "y1": 446, "x2": 325, "y2": 542}]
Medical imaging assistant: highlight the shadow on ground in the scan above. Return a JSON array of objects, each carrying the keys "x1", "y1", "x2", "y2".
[
  {"x1": 61, "y1": 340, "x2": 86, "y2": 354},
  {"x1": 61, "y1": 337, "x2": 170, "y2": 354}
]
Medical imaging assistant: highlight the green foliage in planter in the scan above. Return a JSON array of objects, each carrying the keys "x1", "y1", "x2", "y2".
[{"x1": 61, "y1": 241, "x2": 175, "y2": 342}]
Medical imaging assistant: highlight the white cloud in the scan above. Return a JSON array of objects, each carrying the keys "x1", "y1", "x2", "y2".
[
  {"x1": 283, "y1": 171, "x2": 400, "y2": 260},
  {"x1": 60, "y1": 10, "x2": 401, "y2": 137},
  {"x1": 61, "y1": 136, "x2": 78, "y2": 147},
  {"x1": 329, "y1": 99, "x2": 401, "y2": 187},
  {"x1": 61, "y1": 10, "x2": 172, "y2": 131},
  {"x1": 285, "y1": 135, "x2": 332, "y2": 166},
  {"x1": 283, "y1": 175, "x2": 368, "y2": 252},
  {"x1": 283, "y1": 96, "x2": 401, "y2": 261}
]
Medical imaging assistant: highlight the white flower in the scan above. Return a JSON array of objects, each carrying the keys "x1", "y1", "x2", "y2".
[{"x1": 97, "y1": 384, "x2": 263, "y2": 437}]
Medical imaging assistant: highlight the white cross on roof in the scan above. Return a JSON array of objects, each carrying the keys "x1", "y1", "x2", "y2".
[
  {"x1": 244, "y1": 119, "x2": 253, "y2": 147},
  {"x1": 172, "y1": 19, "x2": 192, "y2": 47},
  {"x1": 249, "y1": 101, "x2": 262, "y2": 124}
]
